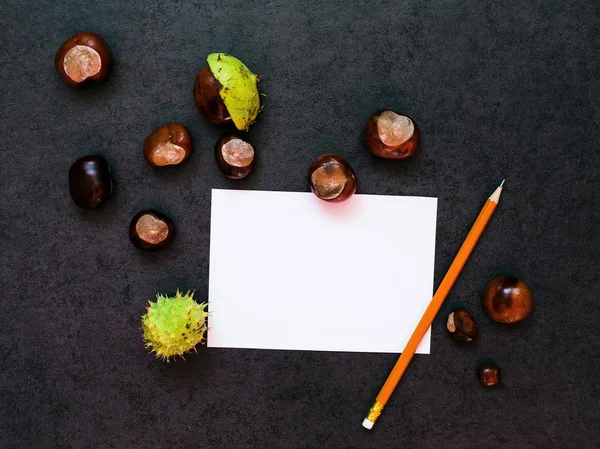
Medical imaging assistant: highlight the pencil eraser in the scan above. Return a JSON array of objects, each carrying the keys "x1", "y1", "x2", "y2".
[{"x1": 362, "y1": 418, "x2": 374, "y2": 430}]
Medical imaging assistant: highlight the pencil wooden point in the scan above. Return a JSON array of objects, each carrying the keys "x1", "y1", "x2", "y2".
[
  {"x1": 363, "y1": 184, "x2": 503, "y2": 429},
  {"x1": 489, "y1": 184, "x2": 503, "y2": 204}
]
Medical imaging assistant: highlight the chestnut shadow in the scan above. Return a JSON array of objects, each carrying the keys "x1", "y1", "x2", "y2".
[
  {"x1": 144, "y1": 343, "x2": 214, "y2": 386},
  {"x1": 485, "y1": 313, "x2": 537, "y2": 335},
  {"x1": 219, "y1": 174, "x2": 259, "y2": 191},
  {"x1": 144, "y1": 158, "x2": 196, "y2": 187},
  {"x1": 61, "y1": 73, "x2": 120, "y2": 108},
  {"x1": 71, "y1": 202, "x2": 120, "y2": 228},
  {"x1": 130, "y1": 243, "x2": 179, "y2": 269},
  {"x1": 476, "y1": 356, "x2": 498, "y2": 367},
  {"x1": 313, "y1": 195, "x2": 364, "y2": 220},
  {"x1": 446, "y1": 335, "x2": 479, "y2": 352}
]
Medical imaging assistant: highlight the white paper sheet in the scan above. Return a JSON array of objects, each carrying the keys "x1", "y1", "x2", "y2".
[{"x1": 207, "y1": 189, "x2": 437, "y2": 354}]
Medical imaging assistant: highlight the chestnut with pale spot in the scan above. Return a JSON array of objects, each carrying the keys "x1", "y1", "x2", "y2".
[
  {"x1": 478, "y1": 363, "x2": 501, "y2": 387},
  {"x1": 483, "y1": 276, "x2": 533, "y2": 323},
  {"x1": 215, "y1": 133, "x2": 255, "y2": 179},
  {"x1": 55, "y1": 32, "x2": 111, "y2": 86},
  {"x1": 129, "y1": 210, "x2": 175, "y2": 251},
  {"x1": 446, "y1": 308, "x2": 478, "y2": 342},
  {"x1": 143, "y1": 123, "x2": 192, "y2": 167},
  {"x1": 364, "y1": 110, "x2": 420, "y2": 159},
  {"x1": 308, "y1": 154, "x2": 357, "y2": 202}
]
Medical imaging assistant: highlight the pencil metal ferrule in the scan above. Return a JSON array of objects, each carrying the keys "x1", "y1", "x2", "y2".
[{"x1": 363, "y1": 401, "x2": 384, "y2": 429}]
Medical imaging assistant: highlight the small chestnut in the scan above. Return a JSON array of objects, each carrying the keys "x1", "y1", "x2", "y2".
[
  {"x1": 446, "y1": 308, "x2": 478, "y2": 342},
  {"x1": 478, "y1": 363, "x2": 501, "y2": 387},
  {"x1": 364, "y1": 110, "x2": 420, "y2": 159},
  {"x1": 193, "y1": 53, "x2": 261, "y2": 131},
  {"x1": 483, "y1": 276, "x2": 532, "y2": 323},
  {"x1": 308, "y1": 154, "x2": 357, "y2": 202},
  {"x1": 69, "y1": 155, "x2": 113, "y2": 209},
  {"x1": 129, "y1": 210, "x2": 175, "y2": 250},
  {"x1": 55, "y1": 32, "x2": 111, "y2": 86},
  {"x1": 215, "y1": 133, "x2": 255, "y2": 179},
  {"x1": 143, "y1": 123, "x2": 192, "y2": 167}
]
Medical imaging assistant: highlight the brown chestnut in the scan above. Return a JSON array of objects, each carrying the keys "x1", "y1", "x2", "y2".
[
  {"x1": 55, "y1": 32, "x2": 111, "y2": 86},
  {"x1": 69, "y1": 155, "x2": 113, "y2": 209},
  {"x1": 193, "y1": 54, "x2": 262, "y2": 131},
  {"x1": 478, "y1": 363, "x2": 501, "y2": 387},
  {"x1": 194, "y1": 66, "x2": 232, "y2": 125},
  {"x1": 483, "y1": 276, "x2": 532, "y2": 323},
  {"x1": 308, "y1": 154, "x2": 357, "y2": 202},
  {"x1": 364, "y1": 110, "x2": 420, "y2": 159},
  {"x1": 446, "y1": 308, "x2": 478, "y2": 342},
  {"x1": 143, "y1": 123, "x2": 192, "y2": 167},
  {"x1": 129, "y1": 210, "x2": 174, "y2": 251},
  {"x1": 215, "y1": 133, "x2": 255, "y2": 179}
]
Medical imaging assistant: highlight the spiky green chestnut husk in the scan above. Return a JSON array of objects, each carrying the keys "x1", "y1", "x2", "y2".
[
  {"x1": 207, "y1": 53, "x2": 261, "y2": 131},
  {"x1": 141, "y1": 290, "x2": 208, "y2": 361}
]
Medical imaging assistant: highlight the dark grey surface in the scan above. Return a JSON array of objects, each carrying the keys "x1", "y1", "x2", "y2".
[{"x1": 1, "y1": 0, "x2": 599, "y2": 448}]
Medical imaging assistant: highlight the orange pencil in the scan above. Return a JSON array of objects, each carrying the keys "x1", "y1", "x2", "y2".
[{"x1": 363, "y1": 180, "x2": 505, "y2": 430}]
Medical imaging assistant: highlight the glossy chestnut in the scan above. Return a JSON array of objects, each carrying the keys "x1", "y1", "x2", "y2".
[
  {"x1": 483, "y1": 276, "x2": 532, "y2": 323},
  {"x1": 308, "y1": 154, "x2": 357, "y2": 202},
  {"x1": 194, "y1": 66, "x2": 232, "y2": 125},
  {"x1": 364, "y1": 110, "x2": 420, "y2": 159},
  {"x1": 478, "y1": 363, "x2": 501, "y2": 387},
  {"x1": 129, "y1": 210, "x2": 175, "y2": 251},
  {"x1": 69, "y1": 155, "x2": 113, "y2": 209},
  {"x1": 446, "y1": 308, "x2": 478, "y2": 342},
  {"x1": 143, "y1": 123, "x2": 192, "y2": 167},
  {"x1": 215, "y1": 133, "x2": 255, "y2": 179},
  {"x1": 55, "y1": 32, "x2": 111, "y2": 86},
  {"x1": 193, "y1": 54, "x2": 262, "y2": 131}
]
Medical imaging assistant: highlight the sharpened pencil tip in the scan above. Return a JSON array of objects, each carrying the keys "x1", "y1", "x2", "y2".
[{"x1": 500, "y1": 179, "x2": 505, "y2": 188}]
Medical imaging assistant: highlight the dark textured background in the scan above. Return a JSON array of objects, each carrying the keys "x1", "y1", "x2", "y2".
[{"x1": 1, "y1": 0, "x2": 599, "y2": 448}]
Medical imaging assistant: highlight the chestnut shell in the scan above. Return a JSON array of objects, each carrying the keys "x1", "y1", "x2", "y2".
[
  {"x1": 446, "y1": 308, "x2": 478, "y2": 342},
  {"x1": 129, "y1": 210, "x2": 175, "y2": 251},
  {"x1": 478, "y1": 363, "x2": 501, "y2": 387},
  {"x1": 143, "y1": 123, "x2": 192, "y2": 167},
  {"x1": 483, "y1": 276, "x2": 533, "y2": 323},
  {"x1": 55, "y1": 32, "x2": 111, "y2": 86},
  {"x1": 194, "y1": 66, "x2": 232, "y2": 125},
  {"x1": 215, "y1": 133, "x2": 255, "y2": 179},
  {"x1": 364, "y1": 110, "x2": 420, "y2": 159},
  {"x1": 308, "y1": 154, "x2": 357, "y2": 202},
  {"x1": 69, "y1": 155, "x2": 113, "y2": 209}
]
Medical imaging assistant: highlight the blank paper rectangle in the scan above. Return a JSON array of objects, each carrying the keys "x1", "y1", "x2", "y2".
[{"x1": 207, "y1": 189, "x2": 437, "y2": 354}]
